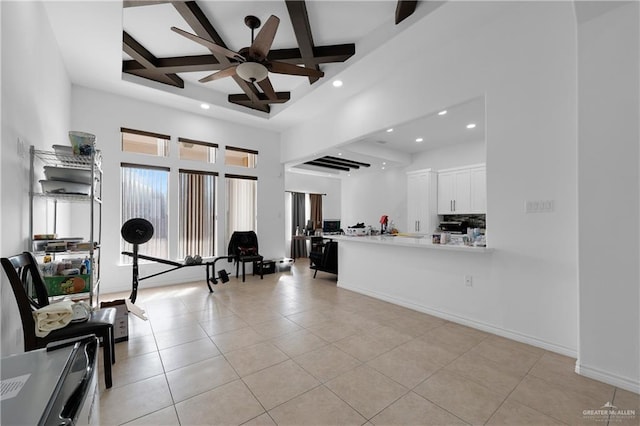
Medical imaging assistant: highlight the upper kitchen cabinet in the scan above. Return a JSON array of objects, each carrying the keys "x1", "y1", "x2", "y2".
[
  {"x1": 469, "y1": 165, "x2": 487, "y2": 213},
  {"x1": 437, "y1": 164, "x2": 486, "y2": 214},
  {"x1": 407, "y1": 169, "x2": 438, "y2": 234}
]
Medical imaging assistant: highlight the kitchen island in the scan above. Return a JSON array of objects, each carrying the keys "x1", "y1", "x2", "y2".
[{"x1": 332, "y1": 234, "x2": 507, "y2": 341}]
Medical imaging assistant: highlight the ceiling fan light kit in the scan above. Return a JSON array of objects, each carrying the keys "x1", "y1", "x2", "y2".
[{"x1": 236, "y1": 62, "x2": 269, "y2": 82}]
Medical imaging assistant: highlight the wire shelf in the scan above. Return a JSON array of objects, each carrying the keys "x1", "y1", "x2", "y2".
[{"x1": 32, "y1": 148, "x2": 102, "y2": 170}]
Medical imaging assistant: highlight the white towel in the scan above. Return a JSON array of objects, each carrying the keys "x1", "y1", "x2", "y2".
[{"x1": 32, "y1": 300, "x2": 74, "y2": 337}]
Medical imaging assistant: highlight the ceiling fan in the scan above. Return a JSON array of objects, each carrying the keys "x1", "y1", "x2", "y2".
[{"x1": 171, "y1": 15, "x2": 325, "y2": 100}]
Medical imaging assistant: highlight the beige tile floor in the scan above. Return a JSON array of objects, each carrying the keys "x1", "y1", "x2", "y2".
[{"x1": 98, "y1": 259, "x2": 639, "y2": 426}]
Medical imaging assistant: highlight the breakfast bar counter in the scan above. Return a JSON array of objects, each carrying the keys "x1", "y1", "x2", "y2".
[
  {"x1": 334, "y1": 233, "x2": 501, "y2": 337},
  {"x1": 331, "y1": 234, "x2": 492, "y2": 253}
]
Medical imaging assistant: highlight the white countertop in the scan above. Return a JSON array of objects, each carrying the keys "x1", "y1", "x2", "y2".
[{"x1": 331, "y1": 234, "x2": 493, "y2": 253}]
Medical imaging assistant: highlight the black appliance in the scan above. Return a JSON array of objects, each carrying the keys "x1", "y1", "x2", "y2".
[
  {"x1": 322, "y1": 219, "x2": 341, "y2": 234},
  {"x1": 439, "y1": 220, "x2": 468, "y2": 234}
]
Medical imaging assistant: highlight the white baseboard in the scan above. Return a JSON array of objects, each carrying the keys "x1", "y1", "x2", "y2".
[
  {"x1": 575, "y1": 362, "x2": 640, "y2": 394},
  {"x1": 338, "y1": 280, "x2": 577, "y2": 358}
]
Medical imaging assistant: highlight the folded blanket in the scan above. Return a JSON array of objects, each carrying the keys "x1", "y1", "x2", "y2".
[{"x1": 32, "y1": 300, "x2": 74, "y2": 337}]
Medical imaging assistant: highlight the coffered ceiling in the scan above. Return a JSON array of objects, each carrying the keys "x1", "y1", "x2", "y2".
[{"x1": 43, "y1": 1, "x2": 429, "y2": 128}]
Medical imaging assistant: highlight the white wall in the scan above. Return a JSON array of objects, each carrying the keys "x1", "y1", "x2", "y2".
[
  {"x1": 283, "y1": 2, "x2": 579, "y2": 358},
  {"x1": 342, "y1": 168, "x2": 407, "y2": 232},
  {"x1": 409, "y1": 139, "x2": 485, "y2": 173},
  {"x1": 576, "y1": 2, "x2": 640, "y2": 392},
  {"x1": 70, "y1": 86, "x2": 284, "y2": 294},
  {"x1": 0, "y1": 1, "x2": 72, "y2": 356}
]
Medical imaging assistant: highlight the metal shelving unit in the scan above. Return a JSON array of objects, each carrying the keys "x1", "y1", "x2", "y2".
[{"x1": 29, "y1": 146, "x2": 103, "y2": 307}]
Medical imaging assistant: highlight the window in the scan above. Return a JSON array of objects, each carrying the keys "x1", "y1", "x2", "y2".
[
  {"x1": 178, "y1": 137, "x2": 217, "y2": 163},
  {"x1": 225, "y1": 146, "x2": 258, "y2": 168},
  {"x1": 121, "y1": 163, "x2": 169, "y2": 262},
  {"x1": 225, "y1": 174, "x2": 257, "y2": 244},
  {"x1": 179, "y1": 169, "x2": 217, "y2": 259},
  {"x1": 121, "y1": 128, "x2": 169, "y2": 157}
]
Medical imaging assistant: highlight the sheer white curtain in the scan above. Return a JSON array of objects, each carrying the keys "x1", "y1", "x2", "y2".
[
  {"x1": 120, "y1": 164, "x2": 169, "y2": 262},
  {"x1": 226, "y1": 177, "x2": 257, "y2": 244}
]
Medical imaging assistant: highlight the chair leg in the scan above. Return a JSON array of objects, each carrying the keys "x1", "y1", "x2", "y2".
[
  {"x1": 110, "y1": 327, "x2": 115, "y2": 365},
  {"x1": 103, "y1": 329, "x2": 113, "y2": 388},
  {"x1": 242, "y1": 262, "x2": 246, "y2": 282},
  {"x1": 260, "y1": 259, "x2": 263, "y2": 280},
  {"x1": 313, "y1": 269, "x2": 318, "y2": 278},
  {"x1": 236, "y1": 261, "x2": 239, "y2": 279}
]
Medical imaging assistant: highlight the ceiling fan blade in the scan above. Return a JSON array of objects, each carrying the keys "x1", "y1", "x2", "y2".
[
  {"x1": 199, "y1": 65, "x2": 238, "y2": 83},
  {"x1": 257, "y1": 77, "x2": 278, "y2": 101},
  {"x1": 171, "y1": 27, "x2": 245, "y2": 62},
  {"x1": 268, "y1": 61, "x2": 324, "y2": 78},
  {"x1": 249, "y1": 15, "x2": 280, "y2": 60}
]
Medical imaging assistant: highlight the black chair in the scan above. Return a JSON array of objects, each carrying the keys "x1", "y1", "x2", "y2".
[
  {"x1": 309, "y1": 240, "x2": 338, "y2": 278},
  {"x1": 227, "y1": 231, "x2": 264, "y2": 282},
  {"x1": 1, "y1": 252, "x2": 117, "y2": 388}
]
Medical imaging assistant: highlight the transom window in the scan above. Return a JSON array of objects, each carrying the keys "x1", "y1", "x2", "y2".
[
  {"x1": 178, "y1": 137, "x2": 217, "y2": 163},
  {"x1": 121, "y1": 128, "x2": 169, "y2": 157},
  {"x1": 225, "y1": 146, "x2": 258, "y2": 168}
]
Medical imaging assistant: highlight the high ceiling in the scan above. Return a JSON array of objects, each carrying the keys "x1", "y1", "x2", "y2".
[
  {"x1": 43, "y1": 1, "x2": 430, "y2": 130},
  {"x1": 42, "y1": 1, "x2": 489, "y2": 175}
]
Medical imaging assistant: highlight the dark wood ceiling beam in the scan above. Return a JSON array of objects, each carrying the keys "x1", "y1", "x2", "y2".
[
  {"x1": 123, "y1": 55, "x2": 229, "y2": 74},
  {"x1": 123, "y1": 43, "x2": 355, "y2": 75},
  {"x1": 304, "y1": 161, "x2": 350, "y2": 172},
  {"x1": 395, "y1": 0, "x2": 418, "y2": 24},
  {"x1": 172, "y1": 1, "x2": 262, "y2": 105},
  {"x1": 172, "y1": 1, "x2": 229, "y2": 48},
  {"x1": 228, "y1": 92, "x2": 291, "y2": 104},
  {"x1": 313, "y1": 158, "x2": 360, "y2": 169},
  {"x1": 268, "y1": 44, "x2": 355, "y2": 65},
  {"x1": 324, "y1": 155, "x2": 371, "y2": 167},
  {"x1": 122, "y1": 31, "x2": 184, "y2": 88},
  {"x1": 285, "y1": 0, "x2": 321, "y2": 84},
  {"x1": 123, "y1": 31, "x2": 156, "y2": 69},
  {"x1": 228, "y1": 100, "x2": 270, "y2": 113}
]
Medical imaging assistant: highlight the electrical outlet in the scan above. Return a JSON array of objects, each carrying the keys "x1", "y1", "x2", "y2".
[
  {"x1": 526, "y1": 199, "x2": 555, "y2": 213},
  {"x1": 465, "y1": 275, "x2": 473, "y2": 287}
]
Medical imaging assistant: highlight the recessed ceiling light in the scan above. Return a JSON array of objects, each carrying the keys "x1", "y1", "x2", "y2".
[
  {"x1": 332, "y1": 80, "x2": 343, "y2": 88},
  {"x1": 337, "y1": 152, "x2": 342, "y2": 156},
  {"x1": 386, "y1": 128, "x2": 394, "y2": 133},
  {"x1": 347, "y1": 173, "x2": 351, "y2": 177},
  {"x1": 438, "y1": 110, "x2": 447, "y2": 116},
  {"x1": 382, "y1": 166, "x2": 386, "y2": 170},
  {"x1": 382, "y1": 162, "x2": 386, "y2": 165},
  {"x1": 200, "y1": 103, "x2": 210, "y2": 110},
  {"x1": 466, "y1": 123, "x2": 477, "y2": 129},
  {"x1": 415, "y1": 138, "x2": 423, "y2": 142}
]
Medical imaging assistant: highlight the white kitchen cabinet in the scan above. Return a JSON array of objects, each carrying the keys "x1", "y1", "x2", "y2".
[
  {"x1": 437, "y1": 164, "x2": 486, "y2": 214},
  {"x1": 470, "y1": 165, "x2": 487, "y2": 213},
  {"x1": 407, "y1": 169, "x2": 437, "y2": 234}
]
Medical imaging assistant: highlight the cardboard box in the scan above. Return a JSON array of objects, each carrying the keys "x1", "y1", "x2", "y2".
[
  {"x1": 100, "y1": 299, "x2": 129, "y2": 342},
  {"x1": 44, "y1": 274, "x2": 90, "y2": 296}
]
